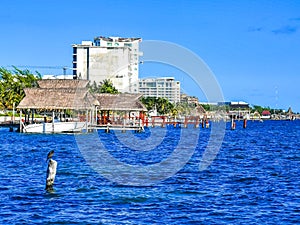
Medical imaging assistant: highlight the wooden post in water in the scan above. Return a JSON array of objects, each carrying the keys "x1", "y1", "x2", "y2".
[
  {"x1": 231, "y1": 117, "x2": 236, "y2": 130},
  {"x1": 195, "y1": 117, "x2": 199, "y2": 128},
  {"x1": 184, "y1": 117, "x2": 188, "y2": 128},
  {"x1": 205, "y1": 119, "x2": 210, "y2": 128},
  {"x1": 243, "y1": 119, "x2": 247, "y2": 129},
  {"x1": 52, "y1": 111, "x2": 55, "y2": 133},
  {"x1": 161, "y1": 116, "x2": 165, "y2": 128},
  {"x1": 19, "y1": 110, "x2": 22, "y2": 132},
  {"x1": 46, "y1": 159, "x2": 57, "y2": 190}
]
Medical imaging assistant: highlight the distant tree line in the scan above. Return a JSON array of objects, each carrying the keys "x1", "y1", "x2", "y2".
[
  {"x1": 200, "y1": 103, "x2": 287, "y2": 114},
  {"x1": 0, "y1": 67, "x2": 41, "y2": 111},
  {"x1": 250, "y1": 105, "x2": 285, "y2": 114}
]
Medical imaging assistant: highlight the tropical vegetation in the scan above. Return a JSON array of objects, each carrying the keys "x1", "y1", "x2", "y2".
[
  {"x1": 88, "y1": 79, "x2": 119, "y2": 94},
  {"x1": 251, "y1": 105, "x2": 285, "y2": 114},
  {"x1": 141, "y1": 97, "x2": 177, "y2": 116},
  {"x1": 0, "y1": 67, "x2": 41, "y2": 111}
]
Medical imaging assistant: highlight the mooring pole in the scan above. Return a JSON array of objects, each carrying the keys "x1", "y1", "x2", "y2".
[
  {"x1": 52, "y1": 111, "x2": 55, "y2": 133},
  {"x1": 45, "y1": 159, "x2": 57, "y2": 191},
  {"x1": 231, "y1": 117, "x2": 236, "y2": 130},
  {"x1": 243, "y1": 118, "x2": 247, "y2": 129},
  {"x1": 19, "y1": 110, "x2": 22, "y2": 132}
]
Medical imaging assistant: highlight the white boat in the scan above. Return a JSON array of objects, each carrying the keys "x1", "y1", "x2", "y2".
[{"x1": 22, "y1": 121, "x2": 88, "y2": 133}]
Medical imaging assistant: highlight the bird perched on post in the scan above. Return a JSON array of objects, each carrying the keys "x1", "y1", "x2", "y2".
[{"x1": 46, "y1": 150, "x2": 54, "y2": 162}]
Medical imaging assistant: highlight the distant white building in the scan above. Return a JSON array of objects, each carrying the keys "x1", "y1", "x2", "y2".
[
  {"x1": 181, "y1": 93, "x2": 199, "y2": 105},
  {"x1": 139, "y1": 77, "x2": 181, "y2": 103},
  {"x1": 72, "y1": 36, "x2": 142, "y2": 93},
  {"x1": 43, "y1": 74, "x2": 73, "y2": 79}
]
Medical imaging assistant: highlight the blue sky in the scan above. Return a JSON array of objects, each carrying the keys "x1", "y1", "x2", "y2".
[{"x1": 1, "y1": 0, "x2": 300, "y2": 112}]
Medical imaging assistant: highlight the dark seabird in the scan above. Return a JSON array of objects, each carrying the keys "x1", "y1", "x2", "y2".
[{"x1": 46, "y1": 150, "x2": 54, "y2": 162}]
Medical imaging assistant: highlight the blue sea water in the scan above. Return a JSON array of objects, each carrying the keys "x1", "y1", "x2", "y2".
[{"x1": 0, "y1": 120, "x2": 300, "y2": 224}]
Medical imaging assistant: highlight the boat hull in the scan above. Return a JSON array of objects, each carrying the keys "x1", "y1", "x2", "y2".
[{"x1": 22, "y1": 122, "x2": 88, "y2": 133}]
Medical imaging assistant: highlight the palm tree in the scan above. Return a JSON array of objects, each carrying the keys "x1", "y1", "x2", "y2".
[
  {"x1": 0, "y1": 67, "x2": 41, "y2": 110},
  {"x1": 88, "y1": 79, "x2": 119, "y2": 94},
  {"x1": 141, "y1": 97, "x2": 176, "y2": 115},
  {"x1": 100, "y1": 79, "x2": 119, "y2": 94}
]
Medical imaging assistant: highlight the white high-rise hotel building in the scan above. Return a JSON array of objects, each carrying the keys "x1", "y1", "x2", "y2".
[
  {"x1": 72, "y1": 36, "x2": 142, "y2": 93},
  {"x1": 72, "y1": 36, "x2": 181, "y2": 103},
  {"x1": 139, "y1": 77, "x2": 181, "y2": 103}
]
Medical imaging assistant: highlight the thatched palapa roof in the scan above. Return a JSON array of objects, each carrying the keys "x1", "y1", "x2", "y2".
[
  {"x1": 18, "y1": 88, "x2": 98, "y2": 110},
  {"x1": 37, "y1": 79, "x2": 89, "y2": 89},
  {"x1": 17, "y1": 79, "x2": 98, "y2": 110},
  {"x1": 95, "y1": 93, "x2": 147, "y2": 112},
  {"x1": 17, "y1": 79, "x2": 147, "y2": 112}
]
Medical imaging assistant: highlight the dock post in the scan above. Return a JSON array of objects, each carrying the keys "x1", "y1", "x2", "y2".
[
  {"x1": 105, "y1": 126, "x2": 110, "y2": 133},
  {"x1": 52, "y1": 111, "x2": 55, "y2": 133},
  {"x1": 145, "y1": 117, "x2": 149, "y2": 127},
  {"x1": 231, "y1": 118, "x2": 236, "y2": 130},
  {"x1": 46, "y1": 159, "x2": 57, "y2": 191},
  {"x1": 243, "y1": 119, "x2": 247, "y2": 129},
  {"x1": 122, "y1": 118, "x2": 126, "y2": 133},
  {"x1": 161, "y1": 120, "x2": 165, "y2": 128},
  {"x1": 105, "y1": 122, "x2": 111, "y2": 133},
  {"x1": 205, "y1": 120, "x2": 210, "y2": 128},
  {"x1": 139, "y1": 119, "x2": 143, "y2": 132},
  {"x1": 184, "y1": 117, "x2": 187, "y2": 128},
  {"x1": 161, "y1": 116, "x2": 166, "y2": 128},
  {"x1": 19, "y1": 110, "x2": 22, "y2": 132},
  {"x1": 31, "y1": 109, "x2": 34, "y2": 124},
  {"x1": 85, "y1": 110, "x2": 89, "y2": 131},
  {"x1": 195, "y1": 117, "x2": 199, "y2": 128}
]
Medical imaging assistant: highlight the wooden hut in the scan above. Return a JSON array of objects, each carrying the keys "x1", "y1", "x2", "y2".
[
  {"x1": 94, "y1": 93, "x2": 147, "y2": 129},
  {"x1": 17, "y1": 79, "x2": 99, "y2": 133}
]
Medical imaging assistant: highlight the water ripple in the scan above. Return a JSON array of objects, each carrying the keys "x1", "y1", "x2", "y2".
[{"x1": 0, "y1": 121, "x2": 300, "y2": 223}]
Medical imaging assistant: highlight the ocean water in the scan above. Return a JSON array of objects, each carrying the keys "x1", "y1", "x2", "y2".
[{"x1": 0, "y1": 120, "x2": 300, "y2": 224}]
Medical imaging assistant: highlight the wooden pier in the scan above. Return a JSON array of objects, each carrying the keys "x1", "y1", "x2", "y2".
[
  {"x1": 90, "y1": 124, "x2": 144, "y2": 132},
  {"x1": 146, "y1": 116, "x2": 203, "y2": 128}
]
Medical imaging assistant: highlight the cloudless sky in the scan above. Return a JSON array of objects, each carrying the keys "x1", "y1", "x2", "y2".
[{"x1": 1, "y1": 0, "x2": 300, "y2": 111}]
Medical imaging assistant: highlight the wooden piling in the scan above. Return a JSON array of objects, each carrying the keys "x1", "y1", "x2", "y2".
[
  {"x1": 205, "y1": 120, "x2": 209, "y2": 128},
  {"x1": 195, "y1": 118, "x2": 199, "y2": 128},
  {"x1": 243, "y1": 119, "x2": 247, "y2": 129},
  {"x1": 231, "y1": 118, "x2": 236, "y2": 130},
  {"x1": 46, "y1": 159, "x2": 57, "y2": 190}
]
